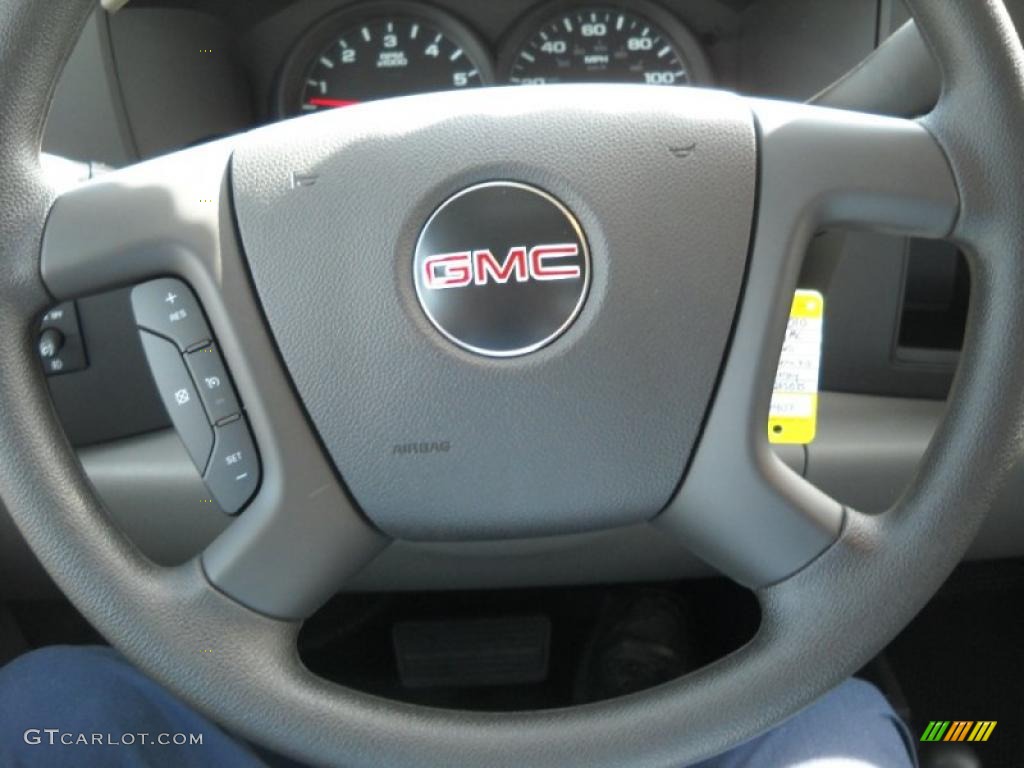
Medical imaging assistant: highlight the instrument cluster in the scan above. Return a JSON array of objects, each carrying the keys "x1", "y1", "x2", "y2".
[{"x1": 277, "y1": 1, "x2": 712, "y2": 117}]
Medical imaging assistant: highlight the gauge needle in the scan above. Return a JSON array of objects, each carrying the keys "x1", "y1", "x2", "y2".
[{"x1": 307, "y1": 97, "x2": 360, "y2": 108}]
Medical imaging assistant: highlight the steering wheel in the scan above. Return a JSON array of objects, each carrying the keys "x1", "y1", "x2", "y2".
[{"x1": 3, "y1": 0, "x2": 1023, "y2": 765}]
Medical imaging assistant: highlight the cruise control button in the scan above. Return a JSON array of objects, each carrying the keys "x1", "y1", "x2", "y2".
[
  {"x1": 39, "y1": 301, "x2": 88, "y2": 376},
  {"x1": 204, "y1": 418, "x2": 259, "y2": 514},
  {"x1": 38, "y1": 328, "x2": 64, "y2": 359},
  {"x1": 185, "y1": 344, "x2": 240, "y2": 424},
  {"x1": 139, "y1": 330, "x2": 213, "y2": 472},
  {"x1": 131, "y1": 278, "x2": 211, "y2": 351}
]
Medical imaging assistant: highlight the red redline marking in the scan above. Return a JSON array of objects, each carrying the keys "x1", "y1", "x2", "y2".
[{"x1": 307, "y1": 97, "x2": 360, "y2": 108}]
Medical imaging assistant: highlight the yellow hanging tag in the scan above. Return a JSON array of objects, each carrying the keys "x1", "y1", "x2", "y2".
[{"x1": 769, "y1": 290, "x2": 824, "y2": 445}]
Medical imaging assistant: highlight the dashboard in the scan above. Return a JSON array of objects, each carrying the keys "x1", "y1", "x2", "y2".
[
  {"x1": 50, "y1": 0, "x2": 898, "y2": 166},
  {"x1": 275, "y1": 1, "x2": 713, "y2": 117}
]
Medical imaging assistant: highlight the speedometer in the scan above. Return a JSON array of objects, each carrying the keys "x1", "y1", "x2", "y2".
[
  {"x1": 500, "y1": 3, "x2": 710, "y2": 86},
  {"x1": 277, "y1": 3, "x2": 493, "y2": 117}
]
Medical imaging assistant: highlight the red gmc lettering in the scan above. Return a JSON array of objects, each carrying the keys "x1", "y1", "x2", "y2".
[
  {"x1": 422, "y1": 252, "x2": 472, "y2": 288},
  {"x1": 423, "y1": 244, "x2": 581, "y2": 289},
  {"x1": 474, "y1": 247, "x2": 528, "y2": 285},
  {"x1": 529, "y1": 244, "x2": 582, "y2": 281}
]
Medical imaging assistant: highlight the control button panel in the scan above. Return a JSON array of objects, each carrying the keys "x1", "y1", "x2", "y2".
[
  {"x1": 132, "y1": 278, "x2": 259, "y2": 515},
  {"x1": 185, "y1": 345, "x2": 240, "y2": 425},
  {"x1": 131, "y1": 278, "x2": 212, "y2": 352},
  {"x1": 39, "y1": 301, "x2": 88, "y2": 375},
  {"x1": 204, "y1": 419, "x2": 260, "y2": 515}
]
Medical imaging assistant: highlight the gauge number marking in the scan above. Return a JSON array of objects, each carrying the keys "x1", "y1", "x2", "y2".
[{"x1": 508, "y1": 7, "x2": 690, "y2": 87}]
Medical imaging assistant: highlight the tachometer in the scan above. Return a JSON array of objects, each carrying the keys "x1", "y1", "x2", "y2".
[
  {"x1": 278, "y1": 3, "x2": 493, "y2": 116},
  {"x1": 500, "y1": 3, "x2": 710, "y2": 86}
]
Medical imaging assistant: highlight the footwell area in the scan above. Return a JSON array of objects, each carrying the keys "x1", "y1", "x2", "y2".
[
  {"x1": 298, "y1": 580, "x2": 760, "y2": 711},
  {"x1": 886, "y1": 560, "x2": 1024, "y2": 768}
]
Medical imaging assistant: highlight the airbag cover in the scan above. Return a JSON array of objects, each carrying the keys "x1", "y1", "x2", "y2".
[{"x1": 230, "y1": 85, "x2": 755, "y2": 540}]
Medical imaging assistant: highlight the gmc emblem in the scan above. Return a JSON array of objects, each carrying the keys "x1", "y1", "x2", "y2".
[{"x1": 423, "y1": 244, "x2": 582, "y2": 290}]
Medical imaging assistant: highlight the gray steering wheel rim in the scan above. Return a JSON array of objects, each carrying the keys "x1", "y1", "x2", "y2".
[{"x1": 2, "y1": 1, "x2": 1024, "y2": 766}]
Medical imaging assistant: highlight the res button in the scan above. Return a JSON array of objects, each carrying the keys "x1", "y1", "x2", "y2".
[{"x1": 131, "y1": 278, "x2": 211, "y2": 351}]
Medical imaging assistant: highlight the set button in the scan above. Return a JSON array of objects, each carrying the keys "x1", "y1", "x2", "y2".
[{"x1": 204, "y1": 419, "x2": 259, "y2": 515}]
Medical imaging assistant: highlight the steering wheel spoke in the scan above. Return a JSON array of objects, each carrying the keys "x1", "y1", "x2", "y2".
[
  {"x1": 659, "y1": 100, "x2": 959, "y2": 586},
  {"x1": 40, "y1": 139, "x2": 387, "y2": 619},
  {"x1": 751, "y1": 99, "x2": 958, "y2": 236}
]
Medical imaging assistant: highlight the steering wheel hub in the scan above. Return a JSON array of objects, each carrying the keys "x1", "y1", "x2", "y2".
[
  {"x1": 413, "y1": 181, "x2": 590, "y2": 358},
  {"x1": 229, "y1": 87, "x2": 756, "y2": 541}
]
